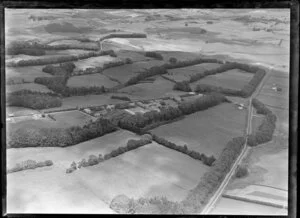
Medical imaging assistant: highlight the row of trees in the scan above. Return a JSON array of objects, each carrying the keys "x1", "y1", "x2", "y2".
[
  {"x1": 111, "y1": 95, "x2": 131, "y2": 101},
  {"x1": 173, "y1": 81, "x2": 192, "y2": 92},
  {"x1": 247, "y1": 98, "x2": 277, "y2": 147},
  {"x1": 6, "y1": 40, "x2": 47, "y2": 56},
  {"x1": 126, "y1": 66, "x2": 167, "y2": 85},
  {"x1": 151, "y1": 134, "x2": 216, "y2": 166},
  {"x1": 66, "y1": 136, "x2": 152, "y2": 173},
  {"x1": 118, "y1": 93, "x2": 227, "y2": 133},
  {"x1": 144, "y1": 51, "x2": 164, "y2": 60},
  {"x1": 6, "y1": 50, "x2": 116, "y2": 67},
  {"x1": 240, "y1": 70, "x2": 266, "y2": 97},
  {"x1": 7, "y1": 159, "x2": 53, "y2": 174},
  {"x1": 7, "y1": 90, "x2": 62, "y2": 109},
  {"x1": 99, "y1": 33, "x2": 147, "y2": 41},
  {"x1": 8, "y1": 118, "x2": 117, "y2": 148},
  {"x1": 181, "y1": 136, "x2": 246, "y2": 213}
]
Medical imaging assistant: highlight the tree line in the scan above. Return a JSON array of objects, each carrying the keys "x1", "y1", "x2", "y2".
[
  {"x1": 247, "y1": 98, "x2": 277, "y2": 147},
  {"x1": 7, "y1": 159, "x2": 53, "y2": 174},
  {"x1": 7, "y1": 90, "x2": 62, "y2": 109},
  {"x1": 66, "y1": 136, "x2": 153, "y2": 173},
  {"x1": 181, "y1": 136, "x2": 246, "y2": 213},
  {"x1": 99, "y1": 33, "x2": 147, "y2": 41},
  {"x1": 144, "y1": 51, "x2": 164, "y2": 60},
  {"x1": 151, "y1": 134, "x2": 216, "y2": 166},
  {"x1": 8, "y1": 118, "x2": 117, "y2": 148}
]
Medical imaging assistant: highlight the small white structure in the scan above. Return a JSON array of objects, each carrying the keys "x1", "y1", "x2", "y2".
[
  {"x1": 188, "y1": 92, "x2": 196, "y2": 95},
  {"x1": 8, "y1": 113, "x2": 14, "y2": 117},
  {"x1": 238, "y1": 106, "x2": 243, "y2": 110},
  {"x1": 83, "y1": 108, "x2": 92, "y2": 114},
  {"x1": 124, "y1": 109, "x2": 135, "y2": 115},
  {"x1": 106, "y1": 105, "x2": 115, "y2": 110}
]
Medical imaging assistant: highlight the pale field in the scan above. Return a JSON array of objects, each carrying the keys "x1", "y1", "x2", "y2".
[
  {"x1": 166, "y1": 63, "x2": 222, "y2": 82},
  {"x1": 151, "y1": 103, "x2": 247, "y2": 158},
  {"x1": 6, "y1": 106, "x2": 40, "y2": 116},
  {"x1": 6, "y1": 83, "x2": 53, "y2": 94},
  {"x1": 73, "y1": 55, "x2": 117, "y2": 70},
  {"x1": 7, "y1": 138, "x2": 208, "y2": 213},
  {"x1": 210, "y1": 197, "x2": 287, "y2": 215},
  {"x1": 190, "y1": 69, "x2": 254, "y2": 90},
  {"x1": 67, "y1": 74, "x2": 118, "y2": 88}
]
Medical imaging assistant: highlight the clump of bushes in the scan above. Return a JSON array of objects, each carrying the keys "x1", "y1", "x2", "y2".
[
  {"x1": 7, "y1": 159, "x2": 53, "y2": 173},
  {"x1": 126, "y1": 66, "x2": 167, "y2": 85},
  {"x1": 42, "y1": 62, "x2": 76, "y2": 76},
  {"x1": 7, "y1": 90, "x2": 62, "y2": 109},
  {"x1": 111, "y1": 95, "x2": 131, "y2": 101},
  {"x1": 169, "y1": 57, "x2": 177, "y2": 64},
  {"x1": 125, "y1": 58, "x2": 133, "y2": 64},
  {"x1": 144, "y1": 51, "x2": 163, "y2": 60},
  {"x1": 235, "y1": 165, "x2": 248, "y2": 178},
  {"x1": 152, "y1": 134, "x2": 215, "y2": 166},
  {"x1": 173, "y1": 81, "x2": 192, "y2": 92},
  {"x1": 182, "y1": 136, "x2": 246, "y2": 213}
]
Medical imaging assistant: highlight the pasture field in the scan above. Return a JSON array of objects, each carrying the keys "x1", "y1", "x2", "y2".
[
  {"x1": 151, "y1": 103, "x2": 247, "y2": 158},
  {"x1": 6, "y1": 106, "x2": 40, "y2": 117},
  {"x1": 102, "y1": 60, "x2": 165, "y2": 83},
  {"x1": 116, "y1": 50, "x2": 151, "y2": 62},
  {"x1": 7, "y1": 167, "x2": 114, "y2": 214},
  {"x1": 40, "y1": 93, "x2": 128, "y2": 112},
  {"x1": 70, "y1": 142, "x2": 208, "y2": 203},
  {"x1": 7, "y1": 110, "x2": 95, "y2": 139},
  {"x1": 73, "y1": 55, "x2": 117, "y2": 70},
  {"x1": 118, "y1": 76, "x2": 183, "y2": 100},
  {"x1": 45, "y1": 49, "x2": 92, "y2": 56},
  {"x1": 6, "y1": 66, "x2": 52, "y2": 83},
  {"x1": 6, "y1": 130, "x2": 140, "y2": 169},
  {"x1": 6, "y1": 83, "x2": 53, "y2": 94},
  {"x1": 190, "y1": 69, "x2": 254, "y2": 90},
  {"x1": 67, "y1": 74, "x2": 118, "y2": 88},
  {"x1": 166, "y1": 63, "x2": 222, "y2": 82},
  {"x1": 211, "y1": 197, "x2": 287, "y2": 215}
]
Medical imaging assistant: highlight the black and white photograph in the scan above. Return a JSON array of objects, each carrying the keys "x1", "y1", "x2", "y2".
[{"x1": 2, "y1": 6, "x2": 295, "y2": 215}]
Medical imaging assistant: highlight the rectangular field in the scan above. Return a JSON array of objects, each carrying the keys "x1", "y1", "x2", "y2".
[
  {"x1": 6, "y1": 66, "x2": 53, "y2": 83},
  {"x1": 190, "y1": 69, "x2": 254, "y2": 90},
  {"x1": 73, "y1": 55, "x2": 117, "y2": 70},
  {"x1": 102, "y1": 60, "x2": 165, "y2": 84},
  {"x1": 166, "y1": 63, "x2": 222, "y2": 82},
  {"x1": 118, "y1": 76, "x2": 184, "y2": 100},
  {"x1": 67, "y1": 74, "x2": 118, "y2": 88},
  {"x1": 6, "y1": 83, "x2": 53, "y2": 94},
  {"x1": 151, "y1": 103, "x2": 247, "y2": 158}
]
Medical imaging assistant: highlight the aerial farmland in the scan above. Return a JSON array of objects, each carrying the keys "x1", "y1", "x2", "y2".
[{"x1": 4, "y1": 8, "x2": 290, "y2": 215}]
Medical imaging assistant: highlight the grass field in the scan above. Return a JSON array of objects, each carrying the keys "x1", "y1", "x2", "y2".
[
  {"x1": 116, "y1": 50, "x2": 151, "y2": 62},
  {"x1": 6, "y1": 66, "x2": 53, "y2": 83},
  {"x1": 190, "y1": 69, "x2": 254, "y2": 90},
  {"x1": 6, "y1": 106, "x2": 40, "y2": 117},
  {"x1": 6, "y1": 83, "x2": 53, "y2": 94},
  {"x1": 166, "y1": 63, "x2": 222, "y2": 82},
  {"x1": 102, "y1": 60, "x2": 165, "y2": 84},
  {"x1": 7, "y1": 110, "x2": 95, "y2": 139},
  {"x1": 67, "y1": 74, "x2": 118, "y2": 88},
  {"x1": 73, "y1": 55, "x2": 117, "y2": 70},
  {"x1": 151, "y1": 103, "x2": 247, "y2": 158},
  {"x1": 118, "y1": 76, "x2": 183, "y2": 100},
  {"x1": 7, "y1": 137, "x2": 207, "y2": 213},
  {"x1": 251, "y1": 115, "x2": 264, "y2": 133}
]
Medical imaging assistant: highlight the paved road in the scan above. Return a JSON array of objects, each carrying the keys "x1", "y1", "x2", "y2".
[{"x1": 201, "y1": 66, "x2": 273, "y2": 214}]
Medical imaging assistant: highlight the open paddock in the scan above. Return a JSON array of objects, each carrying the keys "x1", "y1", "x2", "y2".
[
  {"x1": 118, "y1": 76, "x2": 183, "y2": 100},
  {"x1": 73, "y1": 55, "x2": 117, "y2": 70},
  {"x1": 166, "y1": 63, "x2": 222, "y2": 82},
  {"x1": 67, "y1": 74, "x2": 118, "y2": 88},
  {"x1": 190, "y1": 68, "x2": 254, "y2": 90},
  {"x1": 6, "y1": 83, "x2": 53, "y2": 94},
  {"x1": 151, "y1": 103, "x2": 247, "y2": 158},
  {"x1": 6, "y1": 66, "x2": 53, "y2": 83},
  {"x1": 102, "y1": 60, "x2": 165, "y2": 84}
]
